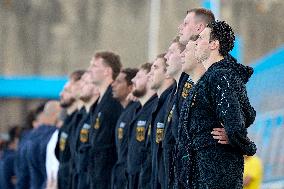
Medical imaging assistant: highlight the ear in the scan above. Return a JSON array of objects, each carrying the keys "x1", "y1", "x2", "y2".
[
  {"x1": 209, "y1": 40, "x2": 219, "y2": 51},
  {"x1": 127, "y1": 85, "x2": 134, "y2": 93},
  {"x1": 104, "y1": 66, "x2": 112, "y2": 77},
  {"x1": 197, "y1": 23, "x2": 205, "y2": 32},
  {"x1": 165, "y1": 71, "x2": 172, "y2": 79}
]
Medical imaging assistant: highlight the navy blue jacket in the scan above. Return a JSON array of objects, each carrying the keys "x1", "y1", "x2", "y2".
[
  {"x1": 55, "y1": 110, "x2": 82, "y2": 189},
  {"x1": 177, "y1": 58, "x2": 256, "y2": 188},
  {"x1": 72, "y1": 103, "x2": 97, "y2": 189},
  {"x1": 15, "y1": 130, "x2": 32, "y2": 189},
  {"x1": 0, "y1": 149, "x2": 16, "y2": 189},
  {"x1": 127, "y1": 95, "x2": 158, "y2": 189},
  {"x1": 150, "y1": 84, "x2": 175, "y2": 189},
  {"x1": 162, "y1": 73, "x2": 193, "y2": 188},
  {"x1": 111, "y1": 101, "x2": 140, "y2": 189},
  {"x1": 68, "y1": 108, "x2": 88, "y2": 189},
  {"x1": 88, "y1": 85, "x2": 123, "y2": 189},
  {"x1": 27, "y1": 125, "x2": 57, "y2": 189}
]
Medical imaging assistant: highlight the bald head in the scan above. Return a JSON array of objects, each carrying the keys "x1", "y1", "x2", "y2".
[{"x1": 40, "y1": 101, "x2": 61, "y2": 126}]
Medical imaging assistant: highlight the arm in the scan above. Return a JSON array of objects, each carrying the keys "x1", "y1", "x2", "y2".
[{"x1": 210, "y1": 72, "x2": 256, "y2": 155}]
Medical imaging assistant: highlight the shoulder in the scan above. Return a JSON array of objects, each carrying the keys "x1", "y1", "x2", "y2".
[{"x1": 206, "y1": 68, "x2": 238, "y2": 90}]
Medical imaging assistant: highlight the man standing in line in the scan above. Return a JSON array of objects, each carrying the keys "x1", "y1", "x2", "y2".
[
  {"x1": 71, "y1": 71, "x2": 100, "y2": 189},
  {"x1": 111, "y1": 68, "x2": 140, "y2": 189},
  {"x1": 87, "y1": 51, "x2": 123, "y2": 189},
  {"x1": 162, "y1": 8, "x2": 216, "y2": 188},
  {"x1": 27, "y1": 101, "x2": 61, "y2": 189},
  {"x1": 127, "y1": 63, "x2": 158, "y2": 189},
  {"x1": 148, "y1": 54, "x2": 175, "y2": 189},
  {"x1": 177, "y1": 20, "x2": 256, "y2": 188},
  {"x1": 55, "y1": 70, "x2": 85, "y2": 189}
]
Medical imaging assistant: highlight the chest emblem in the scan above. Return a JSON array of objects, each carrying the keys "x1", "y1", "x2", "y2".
[
  {"x1": 156, "y1": 122, "x2": 165, "y2": 143},
  {"x1": 59, "y1": 132, "x2": 68, "y2": 151},
  {"x1": 118, "y1": 122, "x2": 126, "y2": 140},
  {"x1": 80, "y1": 123, "x2": 91, "y2": 143},
  {"x1": 136, "y1": 120, "x2": 146, "y2": 142}
]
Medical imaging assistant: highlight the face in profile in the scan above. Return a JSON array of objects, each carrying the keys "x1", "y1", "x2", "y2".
[
  {"x1": 178, "y1": 12, "x2": 199, "y2": 45},
  {"x1": 60, "y1": 81, "x2": 76, "y2": 108},
  {"x1": 165, "y1": 42, "x2": 182, "y2": 78},
  {"x1": 131, "y1": 69, "x2": 149, "y2": 98},
  {"x1": 79, "y1": 72, "x2": 98, "y2": 102},
  {"x1": 112, "y1": 72, "x2": 132, "y2": 102},
  {"x1": 88, "y1": 57, "x2": 109, "y2": 85},
  {"x1": 181, "y1": 40, "x2": 198, "y2": 73},
  {"x1": 149, "y1": 58, "x2": 167, "y2": 91},
  {"x1": 195, "y1": 27, "x2": 212, "y2": 63}
]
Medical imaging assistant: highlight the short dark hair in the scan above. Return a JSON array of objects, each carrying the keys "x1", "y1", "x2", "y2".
[
  {"x1": 70, "y1": 70, "x2": 85, "y2": 81},
  {"x1": 187, "y1": 8, "x2": 215, "y2": 25},
  {"x1": 140, "y1": 62, "x2": 152, "y2": 74},
  {"x1": 172, "y1": 36, "x2": 186, "y2": 52},
  {"x1": 95, "y1": 51, "x2": 122, "y2": 80},
  {"x1": 207, "y1": 20, "x2": 235, "y2": 56},
  {"x1": 121, "y1": 68, "x2": 139, "y2": 86}
]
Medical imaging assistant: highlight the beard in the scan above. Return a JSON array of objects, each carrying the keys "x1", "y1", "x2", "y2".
[
  {"x1": 132, "y1": 87, "x2": 146, "y2": 98},
  {"x1": 79, "y1": 94, "x2": 93, "y2": 103},
  {"x1": 60, "y1": 97, "x2": 75, "y2": 108}
]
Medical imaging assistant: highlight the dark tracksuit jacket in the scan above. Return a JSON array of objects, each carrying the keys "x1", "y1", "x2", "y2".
[
  {"x1": 72, "y1": 103, "x2": 97, "y2": 189},
  {"x1": 127, "y1": 95, "x2": 158, "y2": 189},
  {"x1": 150, "y1": 84, "x2": 175, "y2": 189},
  {"x1": 26, "y1": 125, "x2": 57, "y2": 189},
  {"x1": 162, "y1": 73, "x2": 193, "y2": 188},
  {"x1": 0, "y1": 149, "x2": 16, "y2": 189},
  {"x1": 68, "y1": 108, "x2": 88, "y2": 189},
  {"x1": 88, "y1": 86, "x2": 123, "y2": 189},
  {"x1": 55, "y1": 110, "x2": 78, "y2": 189},
  {"x1": 15, "y1": 130, "x2": 32, "y2": 189},
  {"x1": 111, "y1": 101, "x2": 141, "y2": 189}
]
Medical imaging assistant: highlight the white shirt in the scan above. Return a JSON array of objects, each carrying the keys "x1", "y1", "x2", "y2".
[{"x1": 45, "y1": 129, "x2": 59, "y2": 189}]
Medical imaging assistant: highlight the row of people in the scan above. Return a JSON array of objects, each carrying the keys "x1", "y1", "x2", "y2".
[{"x1": 12, "y1": 7, "x2": 256, "y2": 189}]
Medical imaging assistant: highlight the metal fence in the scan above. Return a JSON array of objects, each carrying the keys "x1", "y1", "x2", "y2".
[{"x1": 248, "y1": 109, "x2": 284, "y2": 188}]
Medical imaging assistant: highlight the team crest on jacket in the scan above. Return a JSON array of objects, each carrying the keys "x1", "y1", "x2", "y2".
[
  {"x1": 136, "y1": 120, "x2": 146, "y2": 142},
  {"x1": 156, "y1": 122, "x2": 164, "y2": 143},
  {"x1": 59, "y1": 132, "x2": 68, "y2": 151},
  {"x1": 94, "y1": 112, "x2": 101, "y2": 129},
  {"x1": 118, "y1": 122, "x2": 126, "y2": 140},
  {"x1": 80, "y1": 123, "x2": 91, "y2": 143},
  {"x1": 182, "y1": 80, "x2": 193, "y2": 98}
]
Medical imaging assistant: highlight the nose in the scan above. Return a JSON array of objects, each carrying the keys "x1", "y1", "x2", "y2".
[
  {"x1": 164, "y1": 53, "x2": 169, "y2": 61},
  {"x1": 178, "y1": 23, "x2": 183, "y2": 32}
]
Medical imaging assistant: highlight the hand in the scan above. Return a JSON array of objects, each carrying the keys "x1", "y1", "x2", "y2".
[{"x1": 211, "y1": 125, "x2": 229, "y2": 144}]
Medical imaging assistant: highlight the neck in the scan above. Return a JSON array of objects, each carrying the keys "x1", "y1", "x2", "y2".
[
  {"x1": 173, "y1": 70, "x2": 183, "y2": 83},
  {"x1": 77, "y1": 100, "x2": 84, "y2": 110},
  {"x1": 66, "y1": 103, "x2": 77, "y2": 115},
  {"x1": 186, "y1": 65, "x2": 206, "y2": 83},
  {"x1": 139, "y1": 90, "x2": 156, "y2": 106},
  {"x1": 120, "y1": 98, "x2": 131, "y2": 108},
  {"x1": 202, "y1": 53, "x2": 224, "y2": 70},
  {"x1": 84, "y1": 96, "x2": 99, "y2": 113},
  {"x1": 157, "y1": 79, "x2": 174, "y2": 97},
  {"x1": 98, "y1": 79, "x2": 113, "y2": 102}
]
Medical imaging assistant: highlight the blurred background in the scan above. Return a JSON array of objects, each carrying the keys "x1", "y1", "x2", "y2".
[{"x1": 0, "y1": 0, "x2": 283, "y2": 188}]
